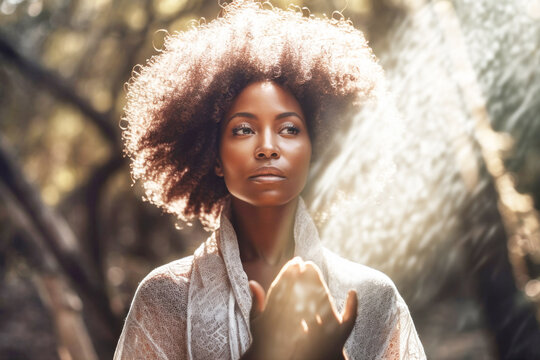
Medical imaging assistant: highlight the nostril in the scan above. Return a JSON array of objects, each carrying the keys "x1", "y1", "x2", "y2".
[{"x1": 256, "y1": 150, "x2": 279, "y2": 159}]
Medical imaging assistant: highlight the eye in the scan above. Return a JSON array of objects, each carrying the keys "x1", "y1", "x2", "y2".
[
  {"x1": 279, "y1": 124, "x2": 300, "y2": 135},
  {"x1": 232, "y1": 124, "x2": 254, "y2": 136}
]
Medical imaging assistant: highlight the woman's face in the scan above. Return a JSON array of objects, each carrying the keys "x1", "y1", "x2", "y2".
[{"x1": 217, "y1": 81, "x2": 312, "y2": 207}]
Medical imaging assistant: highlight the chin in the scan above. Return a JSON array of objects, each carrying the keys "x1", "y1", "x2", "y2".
[{"x1": 232, "y1": 191, "x2": 299, "y2": 208}]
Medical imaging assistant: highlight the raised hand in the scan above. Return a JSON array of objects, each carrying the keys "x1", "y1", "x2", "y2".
[{"x1": 243, "y1": 257, "x2": 358, "y2": 360}]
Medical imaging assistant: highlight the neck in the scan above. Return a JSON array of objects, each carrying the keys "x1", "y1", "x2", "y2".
[{"x1": 230, "y1": 197, "x2": 299, "y2": 266}]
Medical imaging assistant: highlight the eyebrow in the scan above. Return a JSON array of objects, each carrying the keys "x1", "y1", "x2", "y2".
[{"x1": 225, "y1": 111, "x2": 305, "y2": 123}]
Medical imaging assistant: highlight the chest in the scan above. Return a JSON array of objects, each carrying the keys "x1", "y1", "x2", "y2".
[{"x1": 241, "y1": 259, "x2": 288, "y2": 293}]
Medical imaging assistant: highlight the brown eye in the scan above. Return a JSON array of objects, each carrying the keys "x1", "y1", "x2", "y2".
[
  {"x1": 279, "y1": 125, "x2": 300, "y2": 135},
  {"x1": 232, "y1": 124, "x2": 254, "y2": 135}
]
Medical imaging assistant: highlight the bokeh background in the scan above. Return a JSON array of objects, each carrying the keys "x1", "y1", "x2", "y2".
[{"x1": 1, "y1": 0, "x2": 539, "y2": 359}]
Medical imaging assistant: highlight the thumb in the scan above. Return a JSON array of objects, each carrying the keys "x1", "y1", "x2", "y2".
[
  {"x1": 340, "y1": 290, "x2": 358, "y2": 334},
  {"x1": 249, "y1": 280, "x2": 266, "y2": 319}
]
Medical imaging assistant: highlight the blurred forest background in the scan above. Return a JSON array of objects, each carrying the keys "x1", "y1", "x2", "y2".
[{"x1": 1, "y1": 0, "x2": 540, "y2": 359}]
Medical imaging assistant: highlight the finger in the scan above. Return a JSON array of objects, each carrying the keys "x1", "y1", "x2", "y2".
[
  {"x1": 301, "y1": 262, "x2": 335, "y2": 304},
  {"x1": 249, "y1": 280, "x2": 266, "y2": 319},
  {"x1": 340, "y1": 290, "x2": 358, "y2": 334},
  {"x1": 314, "y1": 291, "x2": 357, "y2": 341},
  {"x1": 297, "y1": 288, "x2": 337, "y2": 336},
  {"x1": 291, "y1": 264, "x2": 326, "y2": 308},
  {"x1": 317, "y1": 295, "x2": 338, "y2": 324},
  {"x1": 299, "y1": 281, "x2": 332, "y2": 319},
  {"x1": 281, "y1": 256, "x2": 304, "y2": 280},
  {"x1": 310, "y1": 282, "x2": 339, "y2": 324},
  {"x1": 268, "y1": 257, "x2": 302, "y2": 293},
  {"x1": 300, "y1": 313, "x2": 325, "y2": 335},
  {"x1": 266, "y1": 258, "x2": 302, "y2": 310},
  {"x1": 265, "y1": 272, "x2": 305, "y2": 332},
  {"x1": 302, "y1": 261, "x2": 324, "y2": 284},
  {"x1": 269, "y1": 278, "x2": 307, "y2": 332},
  {"x1": 289, "y1": 264, "x2": 337, "y2": 326}
]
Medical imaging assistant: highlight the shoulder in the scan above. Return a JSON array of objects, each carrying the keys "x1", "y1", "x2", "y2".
[
  {"x1": 323, "y1": 248, "x2": 404, "y2": 357},
  {"x1": 322, "y1": 248, "x2": 397, "y2": 304},
  {"x1": 131, "y1": 255, "x2": 194, "y2": 312},
  {"x1": 140, "y1": 255, "x2": 194, "y2": 288},
  {"x1": 116, "y1": 255, "x2": 195, "y2": 359},
  {"x1": 149, "y1": 255, "x2": 194, "y2": 280}
]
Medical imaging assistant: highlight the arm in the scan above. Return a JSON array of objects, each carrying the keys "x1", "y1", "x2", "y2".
[
  {"x1": 114, "y1": 259, "x2": 192, "y2": 360},
  {"x1": 374, "y1": 288, "x2": 425, "y2": 360},
  {"x1": 381, "y1": 318, "x2": 401, "y2": 360},
  {"x1": 381, "y1": 297, "x2": 426, "y2": 360},
  {"x1": 325, "y1": 252, "x2": 425, "y2": 360}
]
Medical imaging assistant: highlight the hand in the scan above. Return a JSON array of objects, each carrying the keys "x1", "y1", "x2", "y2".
[{"x1": 243, "y1": 257, "x2": 358, "y2": 360}]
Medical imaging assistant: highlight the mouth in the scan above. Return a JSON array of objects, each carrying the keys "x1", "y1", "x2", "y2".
[
  {"x1": 248, "y1": 174, "x2": 286, "y2": 183},
  {"x1": 249, "y1": 166, "x2": 286, "y2": 183}
]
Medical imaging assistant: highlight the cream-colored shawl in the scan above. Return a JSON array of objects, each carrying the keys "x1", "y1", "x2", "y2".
[{"x1": 114, "y1": 198, "x2": 425, "y2": 359}]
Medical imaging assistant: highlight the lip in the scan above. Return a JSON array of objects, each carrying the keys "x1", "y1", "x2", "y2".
[
  {"x1": 249, "y1": 166, "x2": 286, "y2": 182},
  {"x1": 249, "y1": 175, "x2": 287, "y2": 183}
]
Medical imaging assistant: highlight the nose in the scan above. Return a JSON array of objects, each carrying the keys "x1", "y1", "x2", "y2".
[{"x1": 255, "y1": 128, "x2": 280, "y2": 159}]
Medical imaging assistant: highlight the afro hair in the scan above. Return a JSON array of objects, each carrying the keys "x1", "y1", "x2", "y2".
[{"x1": 122, "y1": 0, "x2": 384, "y2": 229}]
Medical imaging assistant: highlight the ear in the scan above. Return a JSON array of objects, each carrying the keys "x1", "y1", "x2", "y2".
[{"x1": 214, "y1": 158, "x2": 224, "y2": 177}]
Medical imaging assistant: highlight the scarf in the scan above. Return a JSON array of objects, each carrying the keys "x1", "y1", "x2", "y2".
[{"x1": 186, "y1": 197, "x2": 328, "y2": 359}]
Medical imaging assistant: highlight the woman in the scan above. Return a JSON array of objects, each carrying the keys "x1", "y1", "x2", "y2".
[{"x1": 114, "y1": 1, "x2": 425, "y2": 359}]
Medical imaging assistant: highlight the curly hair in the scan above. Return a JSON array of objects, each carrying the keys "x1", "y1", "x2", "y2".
[{"x1": 122, "y1": 0, "x2": 384, "y2": 229}]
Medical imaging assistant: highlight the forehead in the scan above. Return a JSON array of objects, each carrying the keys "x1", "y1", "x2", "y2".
[{"x1": 225, "y1": 81, "x2": 305, "y2": 117}]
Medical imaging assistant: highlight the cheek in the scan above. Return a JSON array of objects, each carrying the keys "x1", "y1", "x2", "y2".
[
  {"x1": 289, "y1": 139, "x2": 312, "y2": 178},
  {"x1": 219, "y1": 142, "x2": 248, "y2": 176}
]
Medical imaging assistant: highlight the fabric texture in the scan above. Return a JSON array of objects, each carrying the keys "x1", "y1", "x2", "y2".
[{"x1": 114, "y1": 198, "x2": 426, "y2": 359}]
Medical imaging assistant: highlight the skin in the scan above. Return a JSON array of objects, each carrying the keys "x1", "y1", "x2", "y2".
[{"x1": 216, "y1": 81, "x2": 358, "y2": 359}]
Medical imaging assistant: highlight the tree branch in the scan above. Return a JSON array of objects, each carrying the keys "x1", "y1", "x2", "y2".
[
  {"x1": 0, "y1": 136, "x2": 121, "y2": 348},
  {"x1": 0, "y1": 33, "x2": 120, "y2": 150}
]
